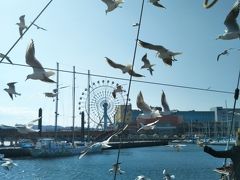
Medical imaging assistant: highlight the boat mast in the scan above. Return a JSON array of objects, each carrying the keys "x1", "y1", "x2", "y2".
[
  {"x1": 54, "y1": 62, "x2": 59, "y2": 139},
  {"x1": 72, "y1": 66, "x2": 76, "y2": 144},
  {"x1": 87, "y1": 70, "x2": 90, "y2": 141}
]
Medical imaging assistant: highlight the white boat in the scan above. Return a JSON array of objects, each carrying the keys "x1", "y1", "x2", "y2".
[{"x1": 30, "y1": 138, "x2": 86, "y2": 158}]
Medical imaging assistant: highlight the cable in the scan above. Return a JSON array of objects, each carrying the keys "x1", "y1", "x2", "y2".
[
  {"x1": 113, "y1": 0, "x2": 145, "y2": 179},
  {"x1": 0, "y1": 0, "x2": 53, "y2": 63},
  {"x1": 0, "y1": 61, "x2": 234, "y2": 95}
]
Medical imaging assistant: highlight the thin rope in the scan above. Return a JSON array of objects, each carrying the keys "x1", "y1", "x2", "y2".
[
  {"x1": 0, "y1": 61, "x2": 234, "y2": 95},
  {"x1": 223, "y1": 69, "x2": 240, "y2": 167},
  {"x1": 0, "y1": 0, "x2": 53, "y2": 63},
  {"x1": 113, "y1": 0, "x2": 145, "y2": 179}
]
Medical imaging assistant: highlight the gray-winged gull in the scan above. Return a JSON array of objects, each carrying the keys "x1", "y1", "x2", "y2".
[
  {"x1": 217, "y1": 48, "x2": 234, "y2": 61},
  {"x1": 16, "y1": 15, "x2": 27, "y2": 37},
  {"x1": 25, "y1": 39, "x2": 55, "y2": 83},
  {"x1": 216, "y1": 1, "x2": 240, "y2": 40},
  {"x1": 4, "y1": 82, "x2": 21, "y2": 100},
  {"x1": 141, "y1": 53, "x2": 155, "y2": 75},
  {"x1": 101, "y1": 0, "x2": 124, "y2": 14},
  {"x1": 138, "y1": 40, "x2": 181, "y2": 66},
  {"x1": 105, "y1": 57, "x2": 144, "y2": 77}
]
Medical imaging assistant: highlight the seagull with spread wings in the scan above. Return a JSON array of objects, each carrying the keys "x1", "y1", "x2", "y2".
[
  {"x1": 216, "y1": 1, "x2": 240, "y2": 40},
  {"x1": 149, "y1": 0, "x2": 166, "y2": 9},
  {"x1": 138, "y1": 40, "x2": 182, "y2": 66},
  {"x1": 4, "y1": 82, "x2": 21, "y2": 100},
  {"x1": 217, "y1": 48, "x2": 234, "y2": 61},
  {"x1": 137, "y1": 120, "x2": 159, "y2": 132},
  {"x1": 25, "y1": 39, "x2": 55, "y2": 83},
  {"x1": 109, "y1": 162, "x2": 125, "y2": 174},
  {"x1": 141, "y1": 53, "x2": 155, "y2": 75},
  {"x1": 101, "y1": 0, "x2": 124, "y2": 14},
  {"x1": 16, "y1": 15, "x2": 27, "y2": 37},
  {"x1": 15, "y1": 118, "x2": 40, "y2": 134},
  {"x1": 112, "y1": 84, "x2": 126, "y2": 98},
  {"x1": 0, "y1": 157, "x2": 17, "y2": 171},
  {"x1": 106, "y1": 57, "x2": 144, "y2": 77}
]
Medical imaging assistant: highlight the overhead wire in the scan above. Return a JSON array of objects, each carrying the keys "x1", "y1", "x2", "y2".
[{"x1": 113, "y1": 0, "x2": 145, "y2": 179}]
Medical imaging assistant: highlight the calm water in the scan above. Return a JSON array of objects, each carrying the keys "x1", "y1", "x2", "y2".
[{"x1": 0, "y1": 144, "x2": 228, "y2": 180}]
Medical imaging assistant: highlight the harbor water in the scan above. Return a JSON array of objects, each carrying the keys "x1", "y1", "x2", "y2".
[{"x1": 0, "y1": 144, "x2": 228, "y2": 180}]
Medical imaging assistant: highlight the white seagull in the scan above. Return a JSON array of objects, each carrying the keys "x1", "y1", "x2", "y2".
[
  {"x1": 79, "y1": 124, "x2": 128, "y2": 159},
  {"x1": 15, "y1": 118, "x2": 40, "y2": 134},
  {"x1": 141, "y1": 53, "x2": 155, "y2": 75},
  {"x1": 135, "y1": 175, "x2": 151, "y2": 180},
  {"x1": 163, "y1": 169, "x2": 175, "y2": 180},
  {"x1": 161, "y1": 90, "x2": 170, "y2": 112},
  {"x1": 0, "y1": 53, "x2": 13, "y2": 64},
  {"x1": 137, "y1": 120, "x2": 159, "y2": 132},
  {"x1": 138, "y1": 40, "x2": 182, "y2": 66},
  {"x1": 101, "y1": 0, "x2": 124, "y2": 14},
  {"x1": 112, "y1": 84, "x2": 126, "y2": 98},
  {"x1": 149, "y1": 0, "x2": 166, "y2": 9},
  {"x1": 25, "y1": 39, "x2": 55, "y2": 83},
  {"x1": 105, "y1": 57, "x2": 144, "y2": 77},
  {"x1": 109, "y1": 162, "x2": 125, "y2": 174},
  {"x1": 16, "y1": 15, "x2": 27, "y2": 37},
  {"x1": 4, "y1": 82, "x2": 21, "y2": 100},
  {"x1": 137, "y1": 91, "x2": 161, "y2": 119},
  {"x1": 0, "y1": 158, "x2": 17, "y2": 171},
  {"x1": 217, "y1": 48, "x2": 234, "y2": 61},
  {"x1": 216, "y1": 1, "x2": 240, "y2": 40}
]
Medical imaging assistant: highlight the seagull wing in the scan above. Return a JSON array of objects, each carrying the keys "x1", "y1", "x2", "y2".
[
  {"x1": 147, "y1": 119, "x2": 159, "y2": 126},
  {"x1": 7, "y1": 82, "x2": 17, "y2": 92},
  {"x1": 217, "y1": 52, "x2": 223, "y2": 61},
  {"x1": 25, "y1": 39, "x2": 45, "y2": 71},
  {"x1": 101, "y1": 0, "x2": 112, "y2": 8},
  {"x1": 153, "y1": 1, "x2": 165, "y2": 8},
  {"x1": 19, "y1": 15, "x2": 25, "y2": 25},
  {"x1": 141, "y1": 53, "x2": 150, "y2": 66},
  {"x1": 136, "y1": 91, "x2": 152, "y2": 112},
  {"x1": 128, "y1": 69, "x2": 144, "y2": 77},
  {"x1": 161, "y1": 90, "x2": 170, "y2": 112},
  {"x1": 105, "y1": 57, "x2": 126, "y2": 70},
  {"x1": 224, "y1": 1, "x2": 240, "y2": 32},
  {"x1": 138, "y1": 40, "x2": 166, "y2": 53}
]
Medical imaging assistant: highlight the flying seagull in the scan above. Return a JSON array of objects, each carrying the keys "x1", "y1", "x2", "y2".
[
  {"x1": 149, "y1": 0, "x2": 166, "y2": 9},
  {"x1": 163, "y1": 169, "x2": 175, "y2": 180},
  {"x1": 216, "y1": 1, "x2": 240, "y2": 40},
  {"x1": 16, "y1": 15, "x2": 27, "y2": 37},
  {"x1": 15, "y1": 118, "x2": 40, "y2": 134},
  {"x1": 137, "y1": 91, "x2": 152, "y2": 113},
  {"x1": 138, "y1": 40, "x2": 182, "y2": 66},
  {"x1": 4, "y1": 82, "x2": 21, "y2": 100},
  {"x1": 137, "y1": 120, "x2": 159, "y2": 132},
  {"x1": 217, "y1": 48, "x2": 234, "y2": 61},
  {"x1": 161, "y1": 90, "x2": 170, "y2": 112},
  {"x1": 32, "y1": 23, "x2": 47, "y2": 31},
  {"x1": 109, "y1": 162, "x2": 125, "y2": 174},
  {"x1": 25, "y1": 39, "x2": 55, "y2": 83},
  {"x1": 79, "y1": 124, "x2": 128, "y2": 159},
  {"x1": 105, "y1": 57, "x2": 144, "y2": 77},
  {"x1": 101, "y1": 0, "x2": 124, "y2": 14},
  {"x1": 0, "y1": 156, "x2": 17, "y2": 171},
  {"x1": 0, "y1": 53, "x2": 13, "y2": 64},
  {"x1": 135, "y1": 175, "x2": 151, "y2": 180},
  {"x1": 112, "y1": 84, "x2": 126, "y2": 98},
  {"x1": 141, "y1": 53, "x2": 155, "y2": 75}
]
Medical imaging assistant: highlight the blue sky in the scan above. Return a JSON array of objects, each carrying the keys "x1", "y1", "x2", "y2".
[{"x1": 0, "y1": 0, "x2": 240, "y2": 127}]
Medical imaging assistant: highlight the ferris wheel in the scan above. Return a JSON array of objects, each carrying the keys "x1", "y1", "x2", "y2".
[{"x1": 78, "y1": 79, "x2": 129, "y2": 130}]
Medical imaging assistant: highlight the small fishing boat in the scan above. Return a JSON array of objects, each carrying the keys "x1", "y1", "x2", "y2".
[{"x1": 30, "y1": 138, "x2": 86, "y2": 158}]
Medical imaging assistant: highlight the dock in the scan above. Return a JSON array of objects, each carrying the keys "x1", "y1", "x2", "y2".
[{"x1": 0, "y1": 140, "x2": 168, "y2": 158}]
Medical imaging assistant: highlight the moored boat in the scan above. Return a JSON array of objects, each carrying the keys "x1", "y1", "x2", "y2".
[{"x1": 30, "y1": 138, "x2": 86, "y2": 158}]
